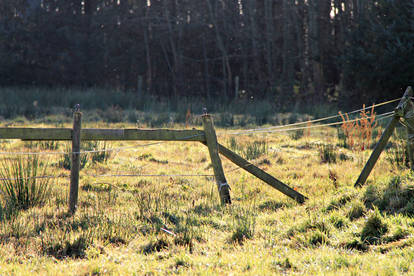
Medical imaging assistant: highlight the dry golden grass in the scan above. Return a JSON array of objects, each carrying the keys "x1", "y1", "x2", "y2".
[{"x1": 0, "y1": 120, "x2": 413, "y2": 275}]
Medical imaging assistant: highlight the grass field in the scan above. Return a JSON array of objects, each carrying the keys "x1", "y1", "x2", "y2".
[{"x1": 0, "y1": 117, "x2": 413, "y2": 275}]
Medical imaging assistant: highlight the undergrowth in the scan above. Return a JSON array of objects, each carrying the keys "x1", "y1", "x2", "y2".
[
  {"x1": 0, "y1": 118, "x2": 413, "y2": 274},
  {"x1": 0, "y1": 156, "x2": 52, "y2": 212}
]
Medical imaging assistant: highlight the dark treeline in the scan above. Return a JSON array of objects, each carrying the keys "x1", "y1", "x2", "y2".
[{"x1": 0, "y1": 0, "x2": 413, "y2": 108}]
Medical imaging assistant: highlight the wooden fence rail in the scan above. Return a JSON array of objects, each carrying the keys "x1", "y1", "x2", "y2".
[
  {"x1": 0, "y1": 128, "x2": 206, "y2": 142},
  {"x1": 0, "y1": 111, "x2": 306, "y2": 213}
]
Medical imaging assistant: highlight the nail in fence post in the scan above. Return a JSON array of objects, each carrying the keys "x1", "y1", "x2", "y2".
[
  {"x1": 69, "y1": 108, "x2": 82, "y2": 213},
  {"x1": 202, "y1": 114, "x2": 231, "y2": 204}
]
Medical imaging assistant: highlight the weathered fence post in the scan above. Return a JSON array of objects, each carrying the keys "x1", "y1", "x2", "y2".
[
  {"x1": 202, "y1": 114, "x2": 231, "y2": 204},
  {"x1": 69, "y1": 108, "x2": 82, "y2": 213},
  {"x1": 355, "y1": 86, "x2": 413, "y2": 187}
]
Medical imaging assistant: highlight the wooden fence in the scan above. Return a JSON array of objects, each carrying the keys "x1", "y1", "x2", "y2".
[
  {"x1": 0, "y1": 113, "x2": 306, "y2": 213},
  {"x1": 2, "y1": 87, "x2": 411, "y2": 213}
]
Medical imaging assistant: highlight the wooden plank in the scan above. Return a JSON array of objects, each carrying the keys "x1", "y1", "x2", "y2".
[
  {"x1": 355, "y1": 87, "x2": 413, "y2": 187},
  {"x1": 202, "y1": 115, "x2": 231, "y2": 204},
  {"x1": 81, "y1": 129, "x2": 206, "y2": 141},
  {"x1": 0, "y1": 128, "x2": 205, "y2": 142},
  {"x1": 212, "y1": 143, "x2": 307, "y2": 203},
  {"x1": 69, "y1": 111, "x2": 82, "y2": 213},
  {"x1": 0, "y1": 128, "x2": 71, "y2": 140}
]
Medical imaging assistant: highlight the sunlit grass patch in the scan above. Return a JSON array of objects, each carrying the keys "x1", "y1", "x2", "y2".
[
  {"x1": 0, "y1": 120, "x2": 412, "y2": 274},
  {"x1": 0, "y1": 156, "x2": 53, "y2": 212}
]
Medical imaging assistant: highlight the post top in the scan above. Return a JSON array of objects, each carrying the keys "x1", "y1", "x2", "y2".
[
  {"x1": 73, "y1": 104, "x2": 81, "y2": 113},
  {"x1": 395, "y1": 86, "x2": 413, "y2": 116}
]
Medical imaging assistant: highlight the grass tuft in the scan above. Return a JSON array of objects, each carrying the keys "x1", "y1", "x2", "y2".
[
  {"x1": 319, "y1": 144, "x2": 337, "y2": 163},
  {"x1": 142, "y1": 237, "x2": 170, "y2": 254},
  {"x1": 361, "y1": 208, "x2": 388, "y2": 244},
  {"x1": 0, "y1": 156, "x2": 52, "y2": 211},
  {"x1": 347, "y1": 200, "x2": 366, "y2": 220},
  {"x1": 230, "y1": 207, "x2": 256, "y2": 244}
]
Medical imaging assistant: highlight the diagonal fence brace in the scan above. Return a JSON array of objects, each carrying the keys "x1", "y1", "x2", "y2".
[
  {"x1": 201, "y1": 141, "x2": 307, "y2": 203},
  {"x1": 355, "y1": 86, "x2": 413, "y2": 187}
]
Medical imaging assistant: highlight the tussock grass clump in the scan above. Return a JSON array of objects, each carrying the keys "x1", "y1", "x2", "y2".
[
  {"x1": 271, "y1": 257, "x2": 294, "y2": 272},
  {"x1": 59, "y1": 141, "x2": 113, "y2": 170},
  {"x1": 244, "y1": 141, "x2": 268, "y2": 160},
  {"x1": 325, "y1": 192, "x2": 354, "y2": 212},
  {"x1": 343, "y1": 238, "x2": 368, "y2": 251},
  {"x1": 142, "y1": 237, "x2": 170, "y2": 254},
  {"x1": 361, "y1": 208, "x2": 388, "y2": 244},
  {"x1": 43, "y1": 232, "x2": 93, "y2": 259},
  {"x1": 0, "y1": 156, "x2": 52, "y2": 211},
  {"x1": 386, "y1": 131, "x2": 410, "y2": 169},
  {"x1": 329, "y1": 213, "x2": 348, "y2": 229},
  {"x1": 363, "y1": 176, "x2": 414, "y2": 216},
  {"x1": 375, "y1": 176, "x2": 414, "y2": 215},
  {"x1": 58, "y1": 148, "x2": 88, "y2": 171},
  {"x1": 228, "y1": 138, "x2": 268, "y2": 160},
  {"x1": 230, "y1": 207, "x2": 256, "y2": 244},
  {"x1": 290, "y1": 129, "x2": 304, "y2": 140},
  {"x1": 363, "y1": 184, "x2": 380, "y2": 209},
  {"x1": 258, "y1": 200, "x2": 287, "y2": 212},
  {"x1": 38, "y1": 141, "x2": 60, "y2": 150},
  {"x1": 307, "y1": 229, "x2": 329, "y2": 246},
  {"x1": 26, "y1": 141, "x2": 60, "y2": 150},
  {"x1": 90, "y1": 142, "x2": 112, "y2": 164},
  {"x1": 346, "y1": 200, "x2": 366, "y2": 220},
  {"x1": 318, "y1": 144, "x2": 337, "y2": 163}
]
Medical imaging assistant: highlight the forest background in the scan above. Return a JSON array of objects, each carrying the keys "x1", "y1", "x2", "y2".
[{"x1": 0, "y1": 0, "x2": 413, "y2": 116}]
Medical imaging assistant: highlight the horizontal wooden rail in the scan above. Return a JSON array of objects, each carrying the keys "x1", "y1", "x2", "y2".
[{"x1": 0, "y1": 128, "x2": 206, "y2": 142}]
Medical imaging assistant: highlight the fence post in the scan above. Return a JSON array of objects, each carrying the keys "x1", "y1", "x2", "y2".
[
  {"x1": 69, "y1": 108, "x2": 82, "y2": 213},
  {"x1": 202, "y1": 114, "x2": 231, "y2": 204},
  {"x1": 355, "y1": 86, "x2": 413, "y2": 187}
]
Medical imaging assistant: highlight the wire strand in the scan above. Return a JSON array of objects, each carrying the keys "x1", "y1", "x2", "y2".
[
  {"x1": 0, "y1": 172, "x2": 214, "y2": 182},
  {"x1": 219, "y1": 98, "x2": 400, "y2": 136},
  {"x1": 0, "y1": 134, "x2": 204, "y2": 156},
  {"x1": 226, "y1": 111, "x2": 394, "y2": 136}
]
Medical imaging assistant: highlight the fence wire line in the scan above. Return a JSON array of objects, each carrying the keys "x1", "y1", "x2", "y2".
[
  {"x1": 225, "y1": 111, "x2": 395, "y2": 136},
  {"x1": 0, "y1": 172, "x2": 214, "y2": 182},
  {"x1": 223, "y1": 113, "x2": 396, "y2": 174},
  {"x1": 0, "y1": 97, "x2": 401, "y2": 156},
  {"x1": 0, "y1": 133, "x2": 204, "y2": 156},
  {"x1": 219, "y1": 98, "x2": 401, "y2": 136}
]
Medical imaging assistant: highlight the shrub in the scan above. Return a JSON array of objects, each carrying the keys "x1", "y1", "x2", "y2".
[
  {"x1": 339, "y1": 105, "x2": 377, "y2": 151},
  {"x1": 0, "y1": 156, "x2": 52, "y2": 210}
]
